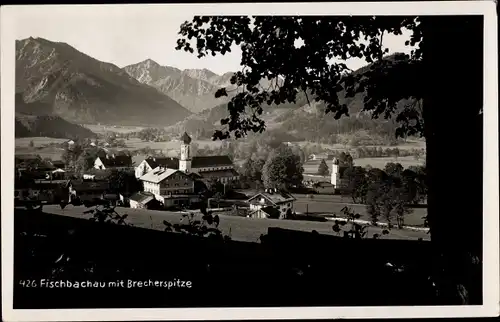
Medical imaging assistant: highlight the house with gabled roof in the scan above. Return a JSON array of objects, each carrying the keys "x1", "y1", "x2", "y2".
[
  {"x1": 129, "y1": 191, "x2": 161, "y2": 209},
  {"x1": 94, "y1": 154, "x2": 133, "y2": 170},
  {"x1": 134, "y1": 156, "x2": 180, "y2": 179},
  {"x1": 139, "y1": 166, "x2": 198, "y2": 208},
  {"x1": 247, "y1": 188, "x2": 296, "y2": 219}
]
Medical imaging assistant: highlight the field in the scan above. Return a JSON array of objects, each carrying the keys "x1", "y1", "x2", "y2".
[
  {"x1": 15, "y1": 137, "x2": 67, "y2": 160},
  {"x1": 294, "y1": 138, "x2": 426, "y2": 151},
  {"x1": 43, "y1": 204, "x2": 430, "y2": 242},
  {"x1": 354, "y1": 156, "x2": 424, "y2": 169},
  {"x1": 14, "y1": 136, "x2": 224, "y2": 160},
  {"x1": 81, "y1": 124, "x2": 147, "y2": 134},
  {"x1": 292, "y1": 194, "x2": 427, "y2": 227},
  {"x1": 123, "y1": 138, "x2": 223, "y2": 153},
  {"x1": 302, "y1": 156, "x2": 424, "y2": 174}
]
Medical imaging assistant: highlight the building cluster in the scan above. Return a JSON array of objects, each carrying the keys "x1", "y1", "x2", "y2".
[{"x1": 15, "y1": 132, "x2": 241, "y2": 211}]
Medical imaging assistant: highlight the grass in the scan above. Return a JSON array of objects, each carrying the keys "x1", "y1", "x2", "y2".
[
  {"x1": 44, "y1": 204, "x2": 430, "y2": 242},
  {"x1": 15, "y1": 137, "x2": 67, "y2": 160},
  {"x1": 292, "y1": 194, "x2": 427, "y2": 227},
  {"x1": 123, "y1": 138, "x2": 223, "y2": 152},
  {"x1": 294, "y1": 138, "x2": 426, "y2": 152},
  {"x1": 15, "y1": 137, "x2": 67, "y2": 148},
  {"x1": 301, "y1": 156, "x2": 424, "y2": 175},
  {"x1": 354, "y1": 156, "x2": 424, "y2": 169},
  {"x1": 81, "y1": 124, "x2": 147, "y2": 134}
]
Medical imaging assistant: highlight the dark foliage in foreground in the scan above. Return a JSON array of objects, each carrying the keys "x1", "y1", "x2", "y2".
[{"x1": 15, "y1": 205, "x2": 480, "y2": 309}]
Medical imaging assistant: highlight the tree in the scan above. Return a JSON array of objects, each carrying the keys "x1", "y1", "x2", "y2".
[
  {"x1": 262, "y1": 149, "x2": 303, "y2": 189},
  {"x1": 177, "y1": 15, "x2": 484, "y2": 304},
  {"x1": 317, "y1": 159, "x2": 330, "y2": 177},
  {"x1": 344, "y1": 166, "x2": 369, "y2": 204},
  {"x1": 29, "y1": 140, "x2": 34, "y2": 148},
  {"x1": 384, "y1": 162, "x2": 404, "y2": 177},
  {"x1": 108, "y1": 170, "x2": 143, "y2": 195}
]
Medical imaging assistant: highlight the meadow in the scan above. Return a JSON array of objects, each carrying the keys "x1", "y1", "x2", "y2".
[
  {"x1": 123, "y1": 137, "x2": 223, "y2": 153},
  {"x1": 292, "y1": 194, "x2": 427, "y2": 227},
  {"x1": 44, "y1": 204, "x2": 430, "y2": 242},
  {"x1": 81, "y1": 124, "x2": 146, "y2": 134},
  {"x1": 302, "y1": 156, "x2": 424, "y2": 175},
  {"x1": 15, "y1": 137, "x2": 67, "y2": 160}
]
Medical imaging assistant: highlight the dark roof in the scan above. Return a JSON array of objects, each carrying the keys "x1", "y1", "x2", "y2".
[
  {"x1": 99, "y1": 155, "x2": 132, "y2": 167},
  {"x1": 130, "y1": 191, "x2": 155, "y2": 204},
  {"x1": 71, "y1": 181, "x2": 110, "y2": 192},
  {"x1": 83, "y1": 169, "x2": 115, "y2": 180},
  {"x1": 315, "y1": 182, "x2": 334, "y2": 187},
  {"x1": 192, "y1": 156, "x2": 233, "y2": 168},
  {"x1": 189, "y1": 172, "x2": 203, "y2": 179},
  {"x1": 145, "y1": 157, "x2": 179, "y2": 169},
  {"x1": 198, "y1": 169, "x2": 240, "y2": 178},
  {"x1": 180, "y1": 132, "x2": 192, "y2": 144},
  {"x1": 248, "y1": 190, "x2": 296, "y2": 205},
  {"x1": 258, "y1": 206, "x2": 281, "y2": 219}
]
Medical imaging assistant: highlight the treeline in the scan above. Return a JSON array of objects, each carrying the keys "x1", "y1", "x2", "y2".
[
  {"x1": 355, "y1": 146, "x2": 425, "y2": 159},
  {"x1": 343, "y1": 162, "x2": 427, "y2": 228}
]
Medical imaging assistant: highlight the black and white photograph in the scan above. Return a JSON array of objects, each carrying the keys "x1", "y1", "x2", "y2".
[{"x1": 1, "y1": 2, "x2": 498, "y2": 321}]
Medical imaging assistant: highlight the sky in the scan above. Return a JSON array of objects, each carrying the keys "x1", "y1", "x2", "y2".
[{"x1": 13, "y1": 5, "x2": 413, "y2": 75}]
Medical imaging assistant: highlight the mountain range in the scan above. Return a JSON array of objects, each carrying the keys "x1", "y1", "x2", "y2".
[
  {"x1": 123, "y1": 60, "x2": 234, "y2": 113},
  {"x1": 15, "y1": 37, "x2": 191, "y2": 128},
  {"x1": 15, "y1": 36, "x2": 408, "y2": 143}
]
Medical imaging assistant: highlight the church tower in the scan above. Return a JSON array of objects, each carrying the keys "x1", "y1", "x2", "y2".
[
  {"x1": 179, "y1": 132, "x2": 192, "y2": 173},
  {"x1": 330, "y1": 157, "x2": 340, "y2": 188}
]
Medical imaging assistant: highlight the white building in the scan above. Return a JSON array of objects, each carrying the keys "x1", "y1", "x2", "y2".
[
  {"x1": 139, "y1": 167, "x2": 198, "y2": 208},
  {"x1": 247, "y1": 189, "x2": 296, "y2": 219},
  {"x1": 330, "y1": 157, "x2": 349, "y2": 192},
  {"x1": 135, "y1": 157, "x2": 178, "y2": 179}
]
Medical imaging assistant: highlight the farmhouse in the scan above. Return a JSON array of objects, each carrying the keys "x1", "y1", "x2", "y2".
[
  {"x1": 312, "y1": 182, "x2": 336, "y2": 195},
  {"x1": 139, "y1": 167, "x2": 199, "y2": 208},
  {"x1": 136, "y1": 132, "x2": 239, "y2": 185},
  {"x1": 68, "y1": 181, "x2": 115, "y2": 204},
  {"x1": 129, "y1": 191, "x2": 161, "y2": 209},
  {"x1": 94, "y1": 154, "x2": 133, "y2": 170},
  {"x1": 247, "y1": 189, "x2": 296, "y2": 219}
]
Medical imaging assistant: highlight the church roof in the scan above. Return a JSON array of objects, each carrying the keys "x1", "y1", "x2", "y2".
[
  {"x1": 191, "y1": 155, "x2": 233, "y2": 168},
  {"x1": 145, "y1": 157, "x2": 180, "y2": 169},
  {"x1": 180, "y1": 132, "x2": 192, "y2": 144}
]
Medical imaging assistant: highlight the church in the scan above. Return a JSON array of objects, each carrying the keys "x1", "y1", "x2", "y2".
[{"x1": 135, "y1": 132, "x2": 239, "y2": 208}]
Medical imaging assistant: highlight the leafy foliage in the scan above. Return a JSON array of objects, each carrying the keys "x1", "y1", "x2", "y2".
[
  {"x1": 331, "y1": 206, "x2": 390, "y2": 239},
  {"x1": 176, "y1": 16, "x2": 423, "y2": 140},
  {"x1": 317, "y1": 159, "x2": 330, "y2": 177},
  {"x1": 83, "y1": 203, "x2": 130, "y2": 225},
  {"x1": 262, "y1": 145, "x2": 304, "y2": 189},
  {"x1": 162, "y1": 209, "x2": 230, "y2": 242}
]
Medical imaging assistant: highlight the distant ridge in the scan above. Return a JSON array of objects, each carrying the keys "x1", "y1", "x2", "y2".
[{"x1": 15, "y1": 37, "x2": 192, "y2": 127}]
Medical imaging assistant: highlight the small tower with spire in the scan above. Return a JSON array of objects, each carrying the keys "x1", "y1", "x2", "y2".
[
  {"x1": 330, "y1": 157, "x2": 340, "y2": 188},
  {"x1": 179, "y1": 132, "x2": 192, "y2": 173}
]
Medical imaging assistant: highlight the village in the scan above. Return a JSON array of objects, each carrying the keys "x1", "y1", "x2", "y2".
[{"x1": 15, "y1": 133, "x2": 327, "y2": 218}]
